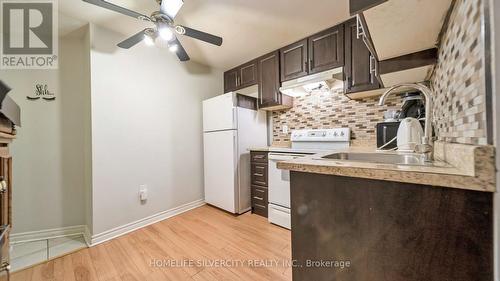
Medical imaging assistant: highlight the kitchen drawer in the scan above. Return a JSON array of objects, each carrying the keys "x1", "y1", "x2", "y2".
[
  {"x1": 250, "y1": 151, "x2": 268, "y2": 163},
  {"x1": 251, "y1": 185, "x2": 268, "y2": 205},
  {"x1": 251, "y1": 186, "x2": 268, "y2": 218},
  {"x1": 251, "y1": 163, "x2": 268, "y2": 187}
]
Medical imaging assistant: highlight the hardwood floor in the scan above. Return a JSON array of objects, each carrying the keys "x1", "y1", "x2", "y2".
[{"x1": 11, "y1": 205, "x2": 292, "y2": 281}]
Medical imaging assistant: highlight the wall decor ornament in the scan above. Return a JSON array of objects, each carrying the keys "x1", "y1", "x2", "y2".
[{"x1": 27, "y1": 84, "x2": 55, "y2": 101}]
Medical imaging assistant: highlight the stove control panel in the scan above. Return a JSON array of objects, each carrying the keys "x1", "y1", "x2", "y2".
[{"x1": 291, "y1": 128, "x2": 351, "y2": 142}]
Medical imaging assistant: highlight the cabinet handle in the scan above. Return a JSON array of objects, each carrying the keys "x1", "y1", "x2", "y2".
[
  {"x1": 356, "y1": 14, "x2": 365, "y2": 39},
  {"x1": 254, "y1": 203, "x2": 266, "y2": 209},
  {"x1": 369, "y1": 55, "x2": 374, "y2": 83},
  {"x1": 304, "y1": 60, "x2": 309, "y2": 72},
  {"x1": 369, "y1": 55, "x2": 377, "y2": 83},
  {"x1": 346, "y1": 76, "x2": 352, "y2": 89},
  {"x1": 0, "y1": 262, "x2": 10, "y2": 271},
  {"x1": 253, "y1": 173, "x2": 264, "y2": 177},
  {"x1": 253, "y1": 196, "x2": 264, "y2": 201},
  {"x1": 253, "y1": 155, "x2": 265, "y2": 159},
  {"x1": 0, "y1": 180, "x2": 6, "y2": 194}
]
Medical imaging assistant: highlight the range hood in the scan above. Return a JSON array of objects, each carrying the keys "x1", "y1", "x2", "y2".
[{"x1": 279, "y1": 67, "x2": 343, "y2": 97}]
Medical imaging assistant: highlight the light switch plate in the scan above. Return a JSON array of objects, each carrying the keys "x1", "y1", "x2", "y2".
[{"x1": 139, "y1": 185, "x2": 148, "y2": 201}]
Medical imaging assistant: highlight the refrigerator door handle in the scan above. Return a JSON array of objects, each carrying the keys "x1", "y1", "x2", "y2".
[{"x1": 232, "y1": 107, "x2": 237, "y2": 128}]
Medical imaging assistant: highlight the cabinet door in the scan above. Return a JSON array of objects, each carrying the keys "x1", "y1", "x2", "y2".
[
  {"x1": 223, "y1": 68, "x2": 239, "y2": 93},
  {"x1": 280, "y1": 39, "x2": 308, "y2": 82},
  {"x1": 238, "y1": 60, "x2": 258, "y2": 89},
  {"x1": 0, "y1": 158, "x2": 10, "y2": 227},
  {"x1": 309, "y1": 25, "x2": 344, "y2": 74},
  {"x1": 344, "y1": 18, "x2": 380, "y2": 94},
  {"x1": 258, "y1": 51, "x2": 281, "y2": 108}
]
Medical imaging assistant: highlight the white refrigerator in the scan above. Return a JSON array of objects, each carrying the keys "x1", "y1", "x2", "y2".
[{"x1": 203, "y1": 92, "x2": 267, "y2": 214}]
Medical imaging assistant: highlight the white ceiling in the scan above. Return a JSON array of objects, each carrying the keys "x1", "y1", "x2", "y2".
[{"x1": 59, "y1": 0, "x2": 350, "y2": 70}]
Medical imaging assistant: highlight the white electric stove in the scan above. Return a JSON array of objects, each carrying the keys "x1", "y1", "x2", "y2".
[{"x1": 268, "y1": 128, "x2": 351, "y2": 229}]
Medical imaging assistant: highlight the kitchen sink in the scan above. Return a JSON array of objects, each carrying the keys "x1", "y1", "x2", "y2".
[{"x1": 320, "y1": 152, "x2": 431, "y2": 166}]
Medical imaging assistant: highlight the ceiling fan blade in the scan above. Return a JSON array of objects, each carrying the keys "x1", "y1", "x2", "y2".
[
  {"x1": 160, "y1": 0, "x2": 184, "y2": 19},
  {"x1": 82, "y1": 0, "x2": 150, "y2": 20},
  {"x1": 117, "y1": 29, "x2": 147, "y2": 49},
  {"x1": 178, "y1": 26, "x2": 223, "y2": 46},
  {"x1": 172, "y1": 37, "x2": 190, "y2": 61}
]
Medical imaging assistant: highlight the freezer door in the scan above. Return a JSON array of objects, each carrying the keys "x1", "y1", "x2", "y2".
[
  {"x1": 203, "y1": 93, "x2": 236, "y2": 132},
  {"x1": 203, "y1": 130, "x2": 238, "y2": 213}
]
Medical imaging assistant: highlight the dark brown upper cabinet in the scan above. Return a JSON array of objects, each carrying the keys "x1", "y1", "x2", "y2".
[
  {"x1": 238, "y1": 60, "x2": 258, "y2": 89},
  {"x1": 258, "y1": 51, "x2": 292, "y2": 110},
  {"x1": 280, "y1": 25, "x2": 344, "y2": 82},
  {"x1": 309, "y1": 25, "x2": 344, "y2": 74},
  {"x1": 223, "y1": 68, "x2": 239, "y2": 93},
  {"x1": 349, "y1": 0, "x2": 387, "y2": 15},
  {"x1": 344, "y1": 18, "x2": 380, "y2": 94},
  {"x1": 280, "y1": 39, "x2": 308, "y2": 82},
  {"x1": 223, "y1": 60, "x2": 258, "y2": 93}
]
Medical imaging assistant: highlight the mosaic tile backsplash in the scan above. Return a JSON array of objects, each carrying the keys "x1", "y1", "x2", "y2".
[
  {"x1": 430, "y1": 0, "x2": 487, "y2": 145},
  {"x1": 272, "y1": 88, "x2": 402, "y2": 143}
]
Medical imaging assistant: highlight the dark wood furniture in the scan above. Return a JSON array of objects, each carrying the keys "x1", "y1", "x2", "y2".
[
  {"x1": 0, "y1": 81, "x2": 20, "y2": 281},
  {"x1": 223, "y1": 68, "x2": 239, "y2": 93},
  {"x1": 280, "y1": 26, "x2": 344, "y2": 82},
  {"x1": 250, "y1": 151, "x2": 269, "y2": 217},
  {"x1": 290, "y1": 172, "x2": 493, "y2": 281},
  {"x1": 308, "y1": 25, "x2": 345, "y2": 75},
  {"x1": 257, "y1": 51, "x2": 292, "y2": 110},
  {"x1": 344, "y1": 17, "x2": 381, "y2": 94},
  {"x1": 280, "y1": 39, "x2": 309, "y2": 82},
  {"x1": 223, "y1": 59, "x2": 259, "y2": 93},
  {"x1": 378, "y1": 48, "x2": 438, "y2": 75}
]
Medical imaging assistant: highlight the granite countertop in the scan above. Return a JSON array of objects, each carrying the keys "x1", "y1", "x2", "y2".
[{"x1": 275, "y1": 141, "x2": 496, "y2": 192}]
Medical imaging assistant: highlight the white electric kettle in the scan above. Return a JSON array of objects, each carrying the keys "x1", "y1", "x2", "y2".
[{"x1": 397, "y1": 118, "x2": 424, "y2": 152}]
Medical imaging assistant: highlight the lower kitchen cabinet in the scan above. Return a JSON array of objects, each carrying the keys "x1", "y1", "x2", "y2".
[
  {"x1": 250, "y1": 151, "x2": 269, "y2": 217},
  {"x1": 344, "y1": 17, "x2": 381, "y2": 94},
  {"x1": 290, "y1": 172, "x2": 492, "y2": 281},
  {"x1": 251, "y1": 185, "x2": 268, "y2": 217},
  {"x1": 257, "y1": 51, "x2": 292, "y2": 110}
]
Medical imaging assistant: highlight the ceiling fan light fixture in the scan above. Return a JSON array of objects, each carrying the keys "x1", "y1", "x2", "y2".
[
  {"x1": 144, "y1": 34, "x2": 155, "y2": 46},
  {"x1": 168, "y1": 44, "x2": 178, "y2": 53},
  {"x1": 159, "y1": 26, "x2": 174, "y2": 41}
]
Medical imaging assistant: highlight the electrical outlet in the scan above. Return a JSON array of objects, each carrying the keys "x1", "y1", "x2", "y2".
[
  {"x1": 139, "y1": 185, "x2": 148, "y2": 202},
  {"x1": 282, "y1": 125, "x2": 289, "y2": 134}
]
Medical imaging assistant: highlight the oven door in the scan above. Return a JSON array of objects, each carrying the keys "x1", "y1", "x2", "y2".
[{"x1": 268, "y1": 153, "x2": 306, "y2": 208}]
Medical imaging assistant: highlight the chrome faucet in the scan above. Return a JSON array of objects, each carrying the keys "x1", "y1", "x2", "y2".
[{"x1": 378, "y1": 83, "x2": 434, "y2": 161}]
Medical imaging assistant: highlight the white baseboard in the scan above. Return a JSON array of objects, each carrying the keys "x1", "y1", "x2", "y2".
[
  {"x1": 83, "y1": 225, "x2": 92, "y2": 247},
  {"x1": 90, "y1": 199, "x2": 205, "y2": 246},
  {"x1": 11, "y1": 225, "x2": 87, "y2": 244}
]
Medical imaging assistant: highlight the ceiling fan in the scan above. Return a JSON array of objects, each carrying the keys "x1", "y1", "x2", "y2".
[{"x1": 82, "y1": 0, "x2": 223, "y2": 61}]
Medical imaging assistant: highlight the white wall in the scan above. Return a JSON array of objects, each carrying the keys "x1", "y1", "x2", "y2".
[
  {"x1": 0, "y1": 29, "x2": 91, "y2": 234},
  {"x1": 89, "y1": 24, "x2": 222, "y2": 236}
]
